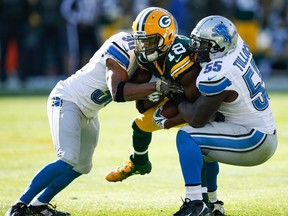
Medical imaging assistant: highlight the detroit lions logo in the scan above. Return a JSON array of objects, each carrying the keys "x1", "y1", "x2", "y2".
[
  {"x1": 159, "y1": 15, "x2": 171, "y2": 28},
  {"x1": 212, "y1": 23, "x2": 235, "y2": 45}
]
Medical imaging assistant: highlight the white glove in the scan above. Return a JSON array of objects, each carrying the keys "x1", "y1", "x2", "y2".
[
  {"x1": 147, "y1": 91, "x2": 162, "y2": 102},
  {"x1": 148, "y1": 76, "x2": 163, "y2": 102},
  {"x1": 153, "y1": 105, "x2": 167, "y2": 129}
]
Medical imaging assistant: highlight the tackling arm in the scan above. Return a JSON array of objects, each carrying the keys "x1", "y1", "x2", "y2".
[
  {"x1": 164, "y1": 113, "x2": 185, "y2": 129},
  {"x1": 106, "y1": 59, "x2": 156, "y2": 102},
  {"x1": 106, "y1": 59, "x2": 183, "y2": 102},
  {"x1": 178, "y1": 92, "x2": 228, "y2": 128}
]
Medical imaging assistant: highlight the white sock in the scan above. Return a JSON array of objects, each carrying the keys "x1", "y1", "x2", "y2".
[
  {"x1": 31, "y1": 199, "x2": 48, "y2": 206},
  {"x1": 202, "y1": 186, "x2": 207, "y2": 193},
  {"x1": 208, "y1": 190, "x2": 218, "y2": 203},
  {"x1": 185, "y1": 185, "x2": 203, "y2": 201}
]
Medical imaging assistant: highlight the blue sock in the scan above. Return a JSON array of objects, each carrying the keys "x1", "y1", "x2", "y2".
[
  {"x1": 38, "y1": 169, "x2": 81, "y2": 203},
  {"x1": 20, "y1": 160, "x2": 73, "y2": 204},
  {"x1": 176, "y1": 130, "x2": 203, "y2": 185},
  {"x1": 206, "y1": 161, "x2": 219, "y2": 192}
]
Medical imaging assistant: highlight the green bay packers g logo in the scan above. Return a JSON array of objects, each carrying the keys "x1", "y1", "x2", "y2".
[{"x1": 159, "y1": 15, "x2": 171, "y2": 28}]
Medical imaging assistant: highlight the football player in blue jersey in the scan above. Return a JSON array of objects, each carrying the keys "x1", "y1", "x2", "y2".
[
  {"x1": 172, "y1": 15, "x2": 277, "y2": 216},
  {"x1": 4, "y1": 22, "x2": 182, "y2": 216}
]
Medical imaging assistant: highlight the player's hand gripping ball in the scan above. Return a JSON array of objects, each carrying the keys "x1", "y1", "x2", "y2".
[
  {"x1": 160, "y1": 99, "x2": 179, "y2": 118},
  {"x1": 153, "y1": 99, "x2": 179, "y2": 129}
]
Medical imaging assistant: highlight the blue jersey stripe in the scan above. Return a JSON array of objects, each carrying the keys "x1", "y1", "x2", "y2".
[
  {"x1": 198, "y1": 77, "x2": 231, "y2": 95},
  {"x1": 107, "y1": 44, "x2": 129, "y2": 69},
  {"x1": 191, "y1": 129, "x2": 267, "y2": 152}
]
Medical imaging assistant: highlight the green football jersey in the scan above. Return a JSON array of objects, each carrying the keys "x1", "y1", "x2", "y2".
[{"x1": 137, "y1": 35, "x2": 198, "y2": 83}]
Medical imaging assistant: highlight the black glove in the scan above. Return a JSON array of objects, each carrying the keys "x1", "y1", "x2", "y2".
[
  {"x1": 214, "y1": 112, "x2": 225, "y2": 122},
  {"x1": 155, "y1": 78, "x2": 183, "y2": 95}
]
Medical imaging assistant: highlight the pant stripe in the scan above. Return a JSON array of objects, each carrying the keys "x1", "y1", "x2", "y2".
[{"x1": 190, "y1": 129, "x2": 267, "y2": 153}]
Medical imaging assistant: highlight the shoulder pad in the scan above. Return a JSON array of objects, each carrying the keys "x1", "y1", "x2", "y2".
[
  {"x1": 105, "y1": 32, "x2": 134, "y2": 70},
  {"x1": 197, "y1": 60, "x2": 232, "y2": 96},
  {"x1": 198, "y1": 77, "x2": 231, "y2": 96},
  {"x1": 168, "y1": 35, "x2": 195, "y2": 81}
]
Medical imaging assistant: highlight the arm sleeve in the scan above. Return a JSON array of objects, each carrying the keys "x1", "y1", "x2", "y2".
[{"x1": 198, "y1": 77, "x2": 232, "y2": 96}]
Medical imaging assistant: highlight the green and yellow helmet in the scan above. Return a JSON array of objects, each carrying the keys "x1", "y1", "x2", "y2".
[{"x1": 132, "y1": 7, "x2": 178, "y2": 62}]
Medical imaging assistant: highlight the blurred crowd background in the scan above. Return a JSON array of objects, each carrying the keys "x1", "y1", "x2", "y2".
[{"x1": 0, "y1": 0, "x2": 287, "y2": 91}]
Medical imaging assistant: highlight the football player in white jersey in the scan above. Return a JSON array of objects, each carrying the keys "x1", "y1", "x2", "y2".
[
  {"x1": 5, "y1": 30, "x2": 182, "y2": 216},
  {"x1": 173, "y1": 15, "x2": 277, "y2": 216}
]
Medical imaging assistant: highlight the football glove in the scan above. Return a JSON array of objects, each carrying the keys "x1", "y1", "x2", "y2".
[
  {"x1": 147, "y1": 91, "x2": 162, "y2": 102},
  {"x1": 155, "y1": 78, "x2": 183, "y2": 95},
  {"x1": 214, "y1": 112, "x2": 225, "y2": 122},
  {"x1": 152, "y1": 105, "x2": 167, "y2": 129}
]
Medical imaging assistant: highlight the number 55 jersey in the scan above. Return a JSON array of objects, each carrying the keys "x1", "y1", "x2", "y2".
[{"x1": 196, "y1": 36, "x2": 276, "y2": 134}]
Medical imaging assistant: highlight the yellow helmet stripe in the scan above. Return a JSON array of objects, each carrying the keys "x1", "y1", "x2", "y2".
[{"x1": 171, "y1": 56, "x2": 194, "y2": 78}]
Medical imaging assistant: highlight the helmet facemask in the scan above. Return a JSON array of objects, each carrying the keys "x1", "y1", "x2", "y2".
[
  {"x1": 190, "y1": 35, "x2": 224, "y2": 62},
  {"x1": 133, "y1": 32, "x2": 165, "y2": 62}
]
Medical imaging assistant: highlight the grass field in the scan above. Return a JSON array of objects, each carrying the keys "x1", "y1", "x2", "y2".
[{"x1": 0, "y1": 92, "x2": 288, "y2": 216}]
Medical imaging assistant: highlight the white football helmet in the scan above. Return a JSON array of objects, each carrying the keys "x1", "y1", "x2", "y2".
[{"x1": 190, "y1": 15, "x2": 238, "y2": 62}]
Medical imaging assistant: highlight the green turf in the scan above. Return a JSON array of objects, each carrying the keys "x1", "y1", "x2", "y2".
[{"x1": 0, "y1": 93, "x2": 287, "y2": 216}]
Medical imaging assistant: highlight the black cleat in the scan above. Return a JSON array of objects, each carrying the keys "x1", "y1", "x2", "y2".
[
  {"x1": 26, "y1": 203, "x2": 70, "y2": 216},
  {"x1": 209, "y1": 200, "x2": 225, "y2": 215},
  {"x1": 174, "y1": 198, "x2": 213, "y2": 216},
  {"x1": 5, "y1": 203, "x2": 28, "y2": 216}
]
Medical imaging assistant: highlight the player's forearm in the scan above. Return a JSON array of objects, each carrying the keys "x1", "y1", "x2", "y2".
[
  {"x1": 123, "y1": 82, "x2": 156, "y2": 101},
  {"x1": 164, "y1": 114, "x2": 185, "y2": 129},
  {"x1": 178, "y1": 99, "x2": 212, "y2": 128}
]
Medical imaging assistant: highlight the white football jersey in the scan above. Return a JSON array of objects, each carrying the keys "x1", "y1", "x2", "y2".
[
  {"x1": 51, "y1": 32, "x2": 138, "y2": 118},
  {"x1": 196, "y1": 36, "x2": 276, "y2": 134}
]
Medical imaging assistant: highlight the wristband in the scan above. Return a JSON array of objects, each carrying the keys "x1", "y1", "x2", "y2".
[
  {"x1": 115, "y1": 81, "x2": 126, "y2": 102},
  {"x1": 155, "y1": 79, "x2": 161, "y2": 92}
]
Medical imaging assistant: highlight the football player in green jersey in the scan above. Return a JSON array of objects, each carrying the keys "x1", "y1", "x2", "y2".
[
  {"x1": 105, "y1": 6, "x2": 200, "y2": 181},
  {"x1": 105, "y1": 7, "x2": 224, "y2": 215}
]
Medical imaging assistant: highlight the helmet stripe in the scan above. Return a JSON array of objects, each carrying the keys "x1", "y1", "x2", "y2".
[{"x1": 136, "y1": 7, "x2": 155, "y2": 31}]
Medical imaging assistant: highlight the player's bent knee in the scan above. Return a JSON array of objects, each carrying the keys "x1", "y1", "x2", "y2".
[
  {"x1": 253, "y1": 138, "x2": 277, "y2": 165},
  {"x1": 73, "y1": 163, "x2": 93, "y2": 174},
  {"x1": 250, "y1": 134, "x2": 277, "y2": 165}
]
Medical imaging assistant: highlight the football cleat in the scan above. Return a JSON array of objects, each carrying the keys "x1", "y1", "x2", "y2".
[
  {"x1": 5, "y1": 203, "x2": 28, "y2": 216},
  {"x1": 209, "y1": 200, "x2": 225, "y2": 216},
  {"x1": 26, "y1": 203, "x2": 70, "y2": 216},
  {"x1": 173, "y1": 198, "x2": 213, "y2": 216},
  {"x1": 105, "y1": 160, "x2": 152, "y2": 182}
]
